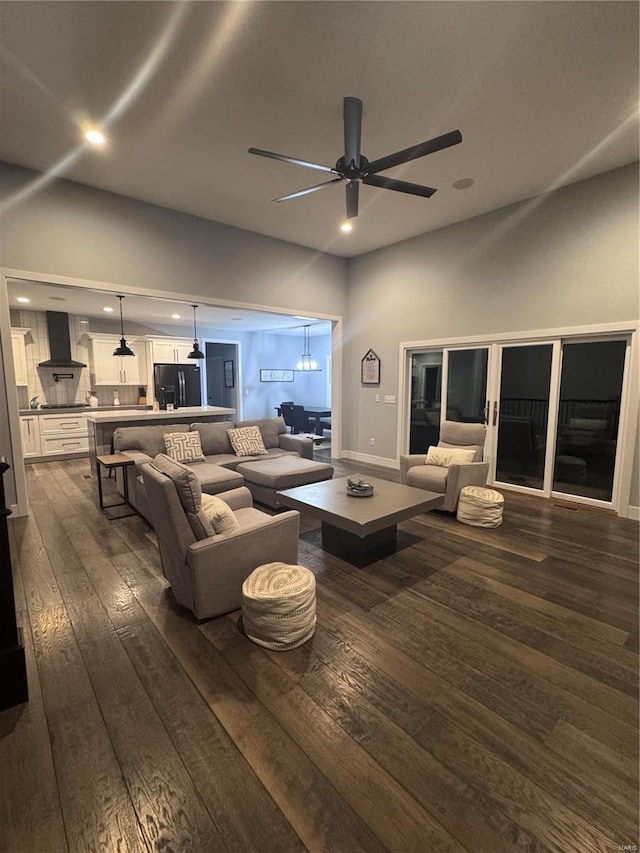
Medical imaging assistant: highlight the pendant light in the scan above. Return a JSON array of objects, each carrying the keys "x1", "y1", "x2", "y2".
[
  {"x1": 188, "y1": 304, "x2": 204, "y2": 359},
  {"x1": 113, "y1": 295, "x2": 135, "y2": 356},
  {"x1": 296, "y1": 325, "x2": 320, "y2": 371}
]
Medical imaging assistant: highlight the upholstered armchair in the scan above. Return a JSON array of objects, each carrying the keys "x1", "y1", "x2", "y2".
[
  {"x1": 400, "y1": 421, "x2": 489, "y2": 512},
  {"x1": 142, "y1": 455, "x2": 300, "y2": 619}
]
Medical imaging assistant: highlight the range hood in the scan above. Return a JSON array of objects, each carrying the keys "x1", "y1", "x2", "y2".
[{"x1": 38, "y1": 312, "x2": 87, "y2": 368}]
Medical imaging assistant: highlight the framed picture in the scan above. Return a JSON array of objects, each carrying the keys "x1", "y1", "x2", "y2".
[
  {"x1": 361, "y1": 349, "x2": 381, "y2": 385},
  {"x1": 260, "y1": 369, "x2": 294, "y2": 382},
  {"x1": 224, "y1": 360, "x2": 235, "y2": 388}
]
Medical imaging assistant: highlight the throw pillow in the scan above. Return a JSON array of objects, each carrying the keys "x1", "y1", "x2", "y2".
[
  {"x1": 164, "y1": 431, "x2": 205, "y2": 463},
  {"x1": 227, "y1": 425, "x2": 268, "y2": 457},
  {"x1": 426, "y1": 446, "x2": 476, "y2": 467},
  {"x1": 200, "y1": 493, "x2": 241, "y2": 536}
]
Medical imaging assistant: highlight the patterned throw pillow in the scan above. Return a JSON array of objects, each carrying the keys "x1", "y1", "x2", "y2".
[
  {"x1": 200, "y1": 494, "x2": 240, "y2": 536},
  {"x1": 227, "y1": 426, "x2": 268, "y2": 457},
  {"x1": 164, "y1": 432, "x2": 205, "y2": 463},
  {"x1": 425, "y1": 446, "x2": 476, "y2": 467}
]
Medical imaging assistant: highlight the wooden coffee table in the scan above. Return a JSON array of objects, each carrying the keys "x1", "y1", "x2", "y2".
[{"x1": 278, "y1": 475, "x2": 444, "y2": 556}]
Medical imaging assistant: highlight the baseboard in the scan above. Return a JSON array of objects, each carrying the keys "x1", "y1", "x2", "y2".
[
  {"x1": 340, "y1": 450, "x2": 398, "y2": 469},
  {"x1": 627, "y1": 505, "x2": 640, "y2": 521}
]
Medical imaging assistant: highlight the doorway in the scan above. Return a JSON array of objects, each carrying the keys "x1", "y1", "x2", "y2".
[{"x1": 205, "y1": 342, "x2": 240, "y2": 415}]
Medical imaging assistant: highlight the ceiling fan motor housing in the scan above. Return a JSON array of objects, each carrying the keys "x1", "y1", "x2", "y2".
[{"x1": 335, "y1": 155, "x2": 369, "y2": 180}]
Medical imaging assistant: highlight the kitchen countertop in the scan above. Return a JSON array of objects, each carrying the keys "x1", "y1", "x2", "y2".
[
  {"x1": 84, "y1": 406, "x2": 236, "y2": 423},
  {"x1": 19, "y1": 405, "x2": 149, "y2": 415}
]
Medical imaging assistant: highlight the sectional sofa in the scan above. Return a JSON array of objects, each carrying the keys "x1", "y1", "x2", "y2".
[{"x1": 113, "y1": 416, "x2": 316, "y2": 521}]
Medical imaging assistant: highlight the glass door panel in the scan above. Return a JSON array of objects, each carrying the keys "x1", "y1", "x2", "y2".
[
  {"x1": 553, "y1": 340, "x2": 626, "y2": 501},
  {"x1": 409, "y1": 351, "x2": 442, "y2": 452},
  {"x1": 496, "y1": 344, "x2": 553, "y2": 490},
  {"x1": 447, "y1": 348, "x2": 488, "y2": 423}
]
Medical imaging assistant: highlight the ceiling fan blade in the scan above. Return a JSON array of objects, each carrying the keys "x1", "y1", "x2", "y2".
[
  {"x1": 346, "y1": 181, "x2": 359, "y2": 219},
  {"x1": 273, "y1": 177, "x2": 345, "y2": 203},
  {"x1": 363, "y1": 174, "x2": 437, "y2": 198},
  {"x1": 343, "y1": 96, "x2": 362, "y2": 168},
  {"x1": 249, "y1": 147, "x2": 338, "y2": 174},
  {"x1": 365, "y1": 129, "x2": 462, "y2": 175}
]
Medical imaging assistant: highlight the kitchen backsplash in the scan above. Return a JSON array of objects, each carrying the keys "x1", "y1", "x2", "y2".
[{"x1": 14, "y1": 309, "x2": 145, "y2": 409}]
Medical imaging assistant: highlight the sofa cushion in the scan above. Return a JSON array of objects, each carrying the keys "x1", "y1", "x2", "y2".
[
  {"x1": 200, "y1": 494, "x2": 240, "y2": 536},
  {"x1": 227, "y1": 426, "x2": 268, "y2": 457},
  {"x1": 164, "y1": 431, "x2": 205, "y2": 463},
  {"x1": 151, "y1": 453, "x2": 213, "y2": 540},
  {"x1": 236, "y1": 417, "x2": 286, "y2": 449},
  {"x1": 425, "y1": 446, "x2": 476, "y2": 467},
  {"x1": 114, "y1": 424, "x2": 189, "y2": 458},
  {"x1": 185, "y1": 460, "x2": 244, "y2": 494},
  {"x1": 191, "y1": 421, "x2": 235, "y2": 456},
  {"x1": 405, "y1": 464, "x2": 449, "y2": 493}
]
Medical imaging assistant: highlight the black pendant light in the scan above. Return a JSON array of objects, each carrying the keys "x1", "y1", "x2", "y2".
[
  {"x1": 188, "y1": 304, "x2": 204, "y2": 359},
  {"x1": 113, "y1": 295, "x2": 135, "y2": 357}
]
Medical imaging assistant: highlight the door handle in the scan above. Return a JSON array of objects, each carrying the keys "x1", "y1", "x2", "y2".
[
  {"x1": 483, "y1": 400, "x2": 489, "y2": 425},
  {"x1": 493, "y1": 401, "x2": 498, "y2": 426}
]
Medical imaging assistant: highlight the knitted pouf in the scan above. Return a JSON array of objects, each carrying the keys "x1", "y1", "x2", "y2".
[
  {"x1": 457, "y1": 486, "x2": 504, "y2": 528},
  {"x1": 241, "y1": 562, "x2": 316, "y2": 651}
]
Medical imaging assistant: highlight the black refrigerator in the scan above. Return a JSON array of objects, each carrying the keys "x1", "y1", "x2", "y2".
[{"x1": 153, "y1": 363, "x2": 202, "y2": 409}]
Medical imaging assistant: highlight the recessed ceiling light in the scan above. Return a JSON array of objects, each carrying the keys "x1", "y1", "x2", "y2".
[
  {"x1": 16, "y1": 296, "x2": 30, "y2": 303},
  {"x1": 80, "y1": 319, "x2": 89, "y2": 324},
  {"x1": 85, "y1": 128, "x2": 106, "y2": 146},
  {"x1": 340, "y1": 221, "x2": 353, "y2": 233},
  {"x1": 49, "y1": 296, "x2": 66, "y2": 301},
  {"x1": 171, "y1": 313, "x2": 181, "y2": 319},
  {"x1": 452, "y1": 177, "x2": 475, "y2": 190},
  {"x1": 103, "y1": 306, "x2": 114, "y2": 313}
]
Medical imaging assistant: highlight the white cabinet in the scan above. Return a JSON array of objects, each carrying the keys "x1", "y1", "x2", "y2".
[
  {"x1": 90, "y1": 337, "x2": 146, "y2": 385},
  {"x1": 20, "y1": 415, "x2": 40, "y2": 457},
  {"x1": 150, "y1": 338, "x2": 195, "y2": 364},
  {"x1": 11, "y1": 328, "x2": 29, "y2": 386},
  {"x1": 40, "y1": 413, "x2": 89, "y2": 456}
]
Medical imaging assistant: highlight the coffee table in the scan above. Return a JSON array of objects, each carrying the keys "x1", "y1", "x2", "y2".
[{"x1": 278, "y1": 475, "x2": 444, "y2": 556}]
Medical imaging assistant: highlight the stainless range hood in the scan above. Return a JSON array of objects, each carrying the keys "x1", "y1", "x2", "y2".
[{"x1": 37, "y1": 312, "x2": 87, "y2": 368}]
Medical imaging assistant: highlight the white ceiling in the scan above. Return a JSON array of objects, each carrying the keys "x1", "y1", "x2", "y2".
[
  {"x1": 7, "y1": 278, "x2": 332, "y2": 336},
  {"x1": 0, "y1": 2, "x2": 638, "y2": 259}
]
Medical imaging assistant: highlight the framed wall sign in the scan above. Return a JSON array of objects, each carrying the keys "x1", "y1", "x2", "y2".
[
  {"x1": 224, "y1": 360, "x2": 235, "y2": 388},
  {"x1": 361, "y1": 349, "x2": 381, "y2": 385},
  {"x1": 260, "y1": 369, "x2": 294, "y2": 382}
]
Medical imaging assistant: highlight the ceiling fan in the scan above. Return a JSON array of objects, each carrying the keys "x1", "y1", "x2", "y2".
[{"x1": 249, "y1": 96, "x2": 462, "y2": 220}]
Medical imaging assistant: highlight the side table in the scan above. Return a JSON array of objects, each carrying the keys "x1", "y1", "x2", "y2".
[{"x1": 96, "y1": 453, "x2": 136, "y2": 519}]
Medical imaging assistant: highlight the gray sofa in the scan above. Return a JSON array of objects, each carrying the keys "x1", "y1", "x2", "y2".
[{"x1": 113, "y1": 416, "x2": 313, "y2": 521}]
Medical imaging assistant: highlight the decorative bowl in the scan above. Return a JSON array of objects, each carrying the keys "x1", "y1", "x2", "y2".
[{"x1": 346, "y1": 483, "x2": 374, "y2": 497}]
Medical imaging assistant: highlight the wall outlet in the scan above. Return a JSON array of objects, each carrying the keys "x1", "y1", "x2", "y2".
[
  {"x1": 375, "y1": 393, "x2": 380, "y2": 402},
  {"x1": 384, "y1": 395, "x2": 396, "y2": 404},
  {"x1": 370, "y1": 437, "x2": 375, "y2": 446}
]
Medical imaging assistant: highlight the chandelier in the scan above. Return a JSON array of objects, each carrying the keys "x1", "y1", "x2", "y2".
[{"x1": 296, "y1": 325, "x2": 321, "y2": 371}]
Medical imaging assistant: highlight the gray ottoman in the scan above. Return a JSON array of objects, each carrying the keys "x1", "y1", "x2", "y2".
[
  {"x1": 457, "y1": 486, "x2": 504, "y2": 528},
  {"x1": 241, "y1": 562, "x2": 316, "y2": 651},
  {"x1": 236, "y1": 455, "x2": 333, "y2": 508}
]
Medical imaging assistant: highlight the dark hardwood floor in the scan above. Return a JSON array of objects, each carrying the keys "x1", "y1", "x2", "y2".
[{"x1": 2, "y1": 454, "x2": 638, "y2": 852}]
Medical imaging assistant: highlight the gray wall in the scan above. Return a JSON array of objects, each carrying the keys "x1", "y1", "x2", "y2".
[
  {"x1": 346, "y1": 163, "x2": 639, "y2": 503},
  {"x1": 0, "y1": 162, "x2": 347, "y2": 318}
]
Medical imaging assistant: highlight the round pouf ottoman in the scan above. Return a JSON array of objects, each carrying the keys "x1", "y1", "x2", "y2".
[
  {"x1": 241, "y1": 562, "x2": 316, "y2": 651},
  {"x1": 457, "y1": 486, "x2": 504, "y2": 528}
]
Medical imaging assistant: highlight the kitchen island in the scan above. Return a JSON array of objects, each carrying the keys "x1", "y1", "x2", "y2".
[{"x1": 85, "y1": 406, "x2": 236, "y2": 474}]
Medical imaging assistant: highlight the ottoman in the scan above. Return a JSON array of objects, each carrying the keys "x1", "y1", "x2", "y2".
[
  {"x1": 236, "y1": 455, "x2": 334, "y2": 509},
  {"x1": 457, "y1": 486, "x2": 504, "y2": 528},
  {"x1": 241, "y1": 562, "x2": 316, "y2": 651}
]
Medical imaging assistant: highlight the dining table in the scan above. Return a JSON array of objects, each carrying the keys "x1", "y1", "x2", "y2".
[{"x1": 275, "y1": 405, "x2": 331, "y2": 435}]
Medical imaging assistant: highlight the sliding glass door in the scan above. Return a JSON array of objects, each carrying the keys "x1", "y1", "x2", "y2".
[
  {"x1": 553, "y1": 339, "x2": 626, "y2": 502},
  {"x1": 495, "y1": 343, "x2": 554, "y2": 491}
]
